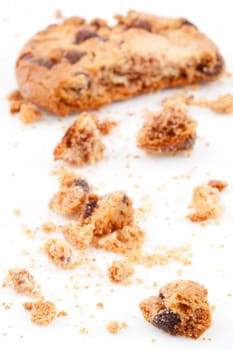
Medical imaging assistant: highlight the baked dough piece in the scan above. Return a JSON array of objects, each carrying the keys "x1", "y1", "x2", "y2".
[
  {"x1": 139, "y1": 280, "x2": 212, "y2": 339},
  {"x1": 16, "y1": 11, "x2": 224, "y2": 115}
]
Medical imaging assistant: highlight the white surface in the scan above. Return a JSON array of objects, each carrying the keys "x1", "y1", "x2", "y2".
[{"x1": 0, "y1": 0, "x2": 233, "y2": 349}]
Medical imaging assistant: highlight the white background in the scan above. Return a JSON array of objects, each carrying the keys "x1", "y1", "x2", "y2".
[{"x1": 0, "y1": 0, "x2": 233, "y2": 349}]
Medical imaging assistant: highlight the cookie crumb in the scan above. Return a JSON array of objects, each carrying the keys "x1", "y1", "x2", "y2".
[
  {"x1": 207, "y1": 179, "x2": 228, "y2": 192},
  {"x1": 8, "y1": 90, "x2": 24, "y2": 113},
  {"x1": 137, "y1": 99, "x2": 197, "y2": 153},
  {"x1": 96, "y1": 302, "x2": 104, "y2": 309},
  {"x1": 187, "y1": 183, "x2": 223, "y2": 222},
  {"x1": 106, "y1": 321, "x2": 126, "y2": 334},
  {"x1": 139, "y1": 280, "x2": 212, "y2": 339},
  {"x1": 57, "y1": 310, "x2": 67, "y2": 317},
  {"x1": 23, "y1": 301, "x2": 57, "y2": 326},
  {"x1": 97, "y1": 119, "x2": 118, "y2": 135},
  {"x1": 54, "y1": 9, "x2": 63, "y2": 19},
  {"x1": 13, "y1": 208, "x2": 21, "y2": 216},
  {"x1": 19, "y1": 103, "x2": 42, "y2": 124},
  {"x1": 62, "y1": 221, "x2": 94, "y2": 249},
  {"x1": 108, "y1": 260, "x2": 134, "y2": 283},
  {"x1": 41, "y1": 221, "x2": 57, "y2": 233},
  {"x1": 195, "y1": 94, "x2": 233, "y2": 114},
  {"x1": 44, "y1": 238, "x2": 78, "y2": 269},
  {"x1": 54, "y1": 113, "x2": 105, "y2": 166},
  {"x1": 3, "y1": 268, "x2": 41, "y2": 298}
]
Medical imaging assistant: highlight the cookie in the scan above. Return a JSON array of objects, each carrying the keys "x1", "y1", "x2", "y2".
[
  {"x1": 137, "y1": 98, "x2": 197, "y2": 153},
  {"x1": 139, "y1": 280, "x2": 212, "y2": 339},
  {"x1": 16, "y1": 11, "x2": 224, "y2": 115}
]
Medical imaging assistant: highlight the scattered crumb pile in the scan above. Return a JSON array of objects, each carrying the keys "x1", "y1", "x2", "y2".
[
  {"x1": 187, "y1": 179, "x2": 228, "y2": 222},
  {"x1": 49, "y1": 170, "x2": 145, "y2": 256},
  {"x1": 139, "y1": 280, "x2": 212, "y2": 339},
  {"x1": 8, "y1": 90, "x2": 41, "y2": 123},
  {"x1": 137, "y1": 97, "x2": 197, "y2": 153}
]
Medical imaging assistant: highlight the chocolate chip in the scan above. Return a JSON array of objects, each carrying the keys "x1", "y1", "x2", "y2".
[
  {"x1": 74, "y1": 29, "x2": 103, "y2": 44},
  {"x1": 83, "y1": 199, "x2": 98, "y2": 219},
  {"x1": 152, "y1": 310, "x2": 181, "y2": 335},
  {"x1": 74, "y1": 179, "x2": 89, "y2": 193},
  {"x1": 122, "y1": 194, "x2": 129, "y2": 204},
  {"x1": 63, "y1": 50, "x2": 86, "y2": 64},
  {"x1": 90, "y1": 18, "x2": 107, "y2": 29},
  {"x1": 127, "y1": 19, "x2": 152, "y2": 32},
  {"x1": 196, "y1": 54, "x2": 224, "y2": 77},
  {"x1": 31, "y1": 57, "x2": 55, "y2": 69},
  {"x1": 159, "y1": 293, "x2": 165, "y2": 299}
]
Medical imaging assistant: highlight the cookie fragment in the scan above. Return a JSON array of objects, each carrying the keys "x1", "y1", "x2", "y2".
[
  {"x1": 108, "y1": 260, "x2": 135, "y2": 282},
  {"x1": 187, "y1": 182, "x2": 225, "y2": 222},
  {"x1": 54, "y1": 113, "x2": 105, "y2": 166},
  {"x1": 62, "y1": 221, "x2": 94, "y2": 249},
  {"x1": 137, "y1": 100, "x2": 197, "y2": 153},
  {"x1": 139, "y1": 280, "x2": 212, "y2": 339},
  {"x1": 3, "y1": 268, "x2": 41, "y2": 298},
  {"x1": 23, "y1": 301, "x2": 57, "y2": 326},
  {"x1": 44, "y1": 238, "x2": 77, "y2": 269}
]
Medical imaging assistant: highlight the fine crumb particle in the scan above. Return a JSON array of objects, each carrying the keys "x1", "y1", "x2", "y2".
[
  {"x1": 108, "y1": 260, "x2": 135, "y2": 283},
  {"x1": 139, "y1": 280, "x2": 212, "y2": 339},
  {"x1": 2, "y1": 302, "x2": 11, "y2": 310},
  {"x1": 97, "y1": 119, "x2": 118, "y2": 135},
  {"x1": 79, "y1": 327, "x2": 88, "y2": 334},
  {"x1": 21, "y1": 224, "x2": 35, "y2": 238},
  {"x1": 3, "y1": 268, "x2": 41, "y2": 298},
  {"x1": 54, "y1": 112, "x2": 105, "y2": 166},
  {"x1": 54, "y1": 9, "x2": 63, "y2": 19},
  {"x1": 106, "y1": 321, "x2": 127, "y2": 334},
  {"x1": 19, "y1": 103, "x2": 42, "y2": 124},
  {"x1": 44, "y1": 238, "x2": 78, "y2": 269},
  {"x1": 57, "y1": 310, "x2": 68, "y2": 317},
  {"x1": 41, "y1": 221, "x2": 57, "y2": 233},
  {"x1": 187, "y1": 182, "x2": 224, "y2": 222},
  {"x1": 13, "y1": 208, "x2": 21, "y2": 216},
  {"x1": 137, "y1": 98, "x2": 197, "y2": 153},
  {"x1": 96, "y1": 302, "x2": 104, "y2": 309},
  {"x1": 23, "y1": 301, "x2": 57, "y2": 326}
]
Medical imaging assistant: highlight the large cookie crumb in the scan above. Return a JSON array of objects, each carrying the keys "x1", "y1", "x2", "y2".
[
  {"x1": 54, "y1": 113, "x2": 105, "y2": 166},
  {"x1": 23, "y1": 301, "x2": 57, "y2": 326},
  {"x1": 44, "y1": 238, "x2": 78, "y2": 269},
  {"x1": 139, "y1": 280, "x2": 212, "y2": 339},
  {"x1": 108, "y1": 259, "x2": 135, "y2": 283}
]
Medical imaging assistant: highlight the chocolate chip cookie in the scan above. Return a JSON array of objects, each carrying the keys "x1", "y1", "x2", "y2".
[
  {"x1": 139, "y1": 280, "x2": 212, "y2": 339},
  {"x1": 16, "y1": 11, "x2": 224, "y2": 115}
]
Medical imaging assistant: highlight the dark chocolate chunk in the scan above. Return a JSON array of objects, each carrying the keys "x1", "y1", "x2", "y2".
[
  {"x1": 63, "y1": 50, "x2": 86, "y2": 64},
  {"x1": 74, "y1": 29, "x2": 104, "y2": 44},
  {"x1": 74, "y1": 179, "x2": 89, "y2": 193},
  {"x1": 127, "y1": 19, "x2": 152, "y2": 32},
  {"x1": 31, "y1": 57, "x2": 55, "y2": 69},
  {"x1": 122, "y1": 194, "x2": 130, "y2": 205},
  {"x1": 196, "y1": 54, "x2": 224, "y2": 77},
  {"x1": 152, "y1": 309, "x2": 181, "y2": 335},
  {"x1": 83, "y1": 199, "x2": 98, "y2": 219},
  {"x1": 159, "y1": 293, "x2": 165, "y2": 299}
]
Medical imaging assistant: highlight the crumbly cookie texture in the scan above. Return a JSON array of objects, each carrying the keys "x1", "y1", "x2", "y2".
[
  {"x1": 8, "y1": 90, "x2": 41, "y2": 123},
  {"x1": 2, "y1": 268, "x2": 41, "y2": 298},
  {"x1": 108, "y1": 259, "x2": 135, "y2": 282},
  {"x1": 44, "y1": 238, "x2": 78, "y2": 269},
  {"x1": 62, "y1": 221, "x2": 94, "y2": 249},
  {"x1": 16, "y1": 10, "x2": 224, "y2": 115},
  {"x1": 137, "y1": 99, "x2": 197, "y2": 153},
  {"x1": 187, "y1": 180, "x2": 227, "y2": 222},
  {"x1": 194, "y1": 94, "x2": 233, "y2": 114},
  {"x1": 49, "y1": 172, "x2": 91, "y2": 216},
  {"x1": 139, "y1": 280, "x2": 212, "y2": 339},
  {"x1": 23, "y1": 301, "x2": 57, "y2": 326},
  {"x1": 54, "y1": 113, "x2": 105, "y2": 166}
]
